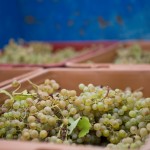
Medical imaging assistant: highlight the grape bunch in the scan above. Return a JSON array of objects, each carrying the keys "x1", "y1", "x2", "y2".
[
  {"x1": 0, "y1": 39, "x2": 83, "y2": 64},
  {"x1": 114, "y1": 44, "x2": 150, "y2": 64},
  {"x1": 0, "y1": 80, "x2": 150, "y2": 150}
]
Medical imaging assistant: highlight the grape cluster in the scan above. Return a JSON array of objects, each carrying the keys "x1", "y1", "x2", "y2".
[
  {"x1": 0, "y1": 39, "x2": 84, "y2": 64},
  {"x1": 115, "y1": 44, "x2": 150, "y2": 64},
  {"x1": 0, "y1": 80, "x2": 150, "y2": 150}
]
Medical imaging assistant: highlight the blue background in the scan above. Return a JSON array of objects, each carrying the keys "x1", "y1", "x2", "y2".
[{"x1": 0, "y1": 0, "x2": 150, "y2": 48}]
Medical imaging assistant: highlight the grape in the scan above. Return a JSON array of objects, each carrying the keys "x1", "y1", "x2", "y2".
[
  {"x1": 47, "y1": 116, "x2": 56, "y2": 126},
  {"x1": 0, "y1": 122, "x2": 4, "y2": 128},
  {"x1": 114, "y1": 44, "x2": 150, "y2": 64},
  {"x1": 44, "y1": 106, "x2": 52, "y2": 115},
  {"x1": 141, "y1": 108, "x2": 150, "y2": 116},
  {"x1": 121, "y1": 106, "x2": 128, "y2": 112},
  {"x1": 139, "y1": 128, "x2": 148, "y2": 138},
  {"x1": 6, "y1": 134, "x2": 13, "y2": 139},
  {"x1": 70, "y1": 108, "x2": 77, "y2": 115},
  {"x1": 92, "y1": 104, "x2": 97, "y2": 110},
  {"x1": 30, "y1": 130, "x2": 39, "y2": 139},
  {"x1": 39, "y1": 130, "x2": 48, "y2": 139},
  {"x1": 63, "y1": 118, "x2": 69, "y2": 125},
  {"x1": 129, "y1": 110, "x2": 137, "y2": 118},
  {"x1": 59, "y1": 101, "x2": 66, "y2": 109},
  {"x1": 69, "y1": 90, "x2": 76, "y2": 97},
  {"x1": 122, "y1": 137, "x2": 133, "y2": 144},
  {"x1": 79, "y1": 84, "x2": 85, "y2": 90},
  {"x1": 118, "y1": 109, "x2": 124, "y2": 116},
  {"x1": 138, "y1": 122, "x2": 146, "y2": 128},
  {"x1": 22, "y1": 131, "x2": 30, "y2": 140},
  {"x1": 102, "y1": 129, "x2": 110, "y2": 137},
  {"x1": 130, "y1": 126, "x2": 138, "y2": 135},
  {"x1": 30, "y1": 106, "x2": 37, "y2": 114},
  {"x1": 146, "y1": 123, "x2": 150, "y2": 131},
  {"x1": 61, "y1": 110, "x2": 69, "y2": 117},
  {"x1": 0, "y1": 79, "x2": 149, "y2": 149},
  {"x1": 0, "y1": 40, "x2": 90, "y2": 64},
  {"x1": 39, "y1": 115, "x2": 47, "y2": 123},
  {"x1": 27, "y1": 116, "x2": 36, "y2": 123},
  {"x1": 93, "y1": 123, "x2": 101, "y2": 130},
  {"x1": 111, "y1": 120, "x2": 120, "y2": 129},
  {"x1": 97, "y1": 102, "x2": 104, "y2": 111},
  {"x1": 13, "y1": 102, "x2": 20, "y2": 109},
  {"x1": 29, "y1": 123, "x2": 37, "y2": 130}
]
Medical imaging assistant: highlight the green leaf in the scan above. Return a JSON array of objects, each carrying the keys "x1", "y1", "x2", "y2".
[
  {"x1": 68, "y1": 117, "x2": 81, "y2": 135},
  {"x1": 77, "y1": 116, "x2": 91, "y2": 138},
  {"x1": 14, "y1": 94, "x2": 33, "y2": 101}
]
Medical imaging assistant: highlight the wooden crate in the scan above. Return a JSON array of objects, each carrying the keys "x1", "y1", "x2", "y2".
[
  {"x1": 0, "y1": 67, "x2": 42, "y2": 87},
  {"x1": 66, "y1": 41, "x2": 150, "y2": 68},
  {"x1": 0, "y1": 67, "x2": 150, "y2": 150},
  {"x1": 0, "y1": 41, "x2": 116, "y2": 68}
]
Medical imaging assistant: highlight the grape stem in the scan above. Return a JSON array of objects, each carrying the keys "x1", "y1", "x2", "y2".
[
  {"x1": 0, "y1": 89, "x2": 13, "y2": 99},
  {"x1": 12, "y1": 82, "x2": 21, "y2": 95},
  {"x1": 101, "y1": 86, "x2": 110, "y2": 101}
]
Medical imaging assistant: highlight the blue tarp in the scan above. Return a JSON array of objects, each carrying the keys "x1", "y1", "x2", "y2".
[{"x1": 0, "y1": 0, "x2": 150, "y2": 48}]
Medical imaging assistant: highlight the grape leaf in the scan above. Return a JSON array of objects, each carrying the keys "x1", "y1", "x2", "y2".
[
  {"x1": 77, "y1": 116, "x2": 91, "y2": 138},
  {"x1": 68, "y1": 117, "x2": 81, "y2": 135},
  {"x1": 14, "y1": 94, "x2": 33, "y2": 101}
]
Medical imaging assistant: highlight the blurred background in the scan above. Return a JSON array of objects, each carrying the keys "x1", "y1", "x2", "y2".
[{"x1": 0, "y1": 0, "x2": 150, "y2": 48}]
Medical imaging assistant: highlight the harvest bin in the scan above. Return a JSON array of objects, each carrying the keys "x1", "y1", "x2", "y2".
[
  {"x1": 66, "y1": 41, "x2": 150, "y2": 68},
  {"x1": 0, "y1": 67, "x2": 42, "y2": 88},
  {"x1": 0, "y1": 41, "x2": 116, "y2": 68},
  {"x1": 0, "y1": 67, "x2": 150, "y2": 150}
]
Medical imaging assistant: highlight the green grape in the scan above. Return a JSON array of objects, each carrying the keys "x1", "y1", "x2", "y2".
[
  {"x1": 30, "y1": 106, "x2": 37, "y2": 113},
  {"x1": 6, "y1": 134, "x2": 13, "y2": 139},
  {"x1": 97, "y1": 102, "x2": 104, "y2": 111},
  {"x1": 92, "y1": 104, "x2": 97, "y2": 110},
  {"x1": 61, "y1": 110, "x2": 69, "y2": 117},
  {"x1": 22, "y1": 131, "x2": 30, "y2": 140},
  {"x1": 139, "y1": 128, "x2": 148, "y2": 138},
  {"x1": 130, "y1": 126, "x2": 138, "y2": 135},
  {"x1": 129, "y1": 110, "x2": 137, "y2": 118},
  {"x1": 0, "y1": 79, "x2": 149, "y2": 149},
  {"x1": 29, "y1": 122, "x2": 37, "y2": 130},
  {"x1": 70, "y1": 108, "x2": 77, "y2": 115},
  {"x1": 146, "y1": 123, "x2": 150, "y2": 131},
  {"x1": 111, "y1": 120, "x2": 120, "y2": 129},
  {"x1": 13, "y1": 102, "x2": 20, "y2": 109},
  {"x1": 102, "y1": 129, "x2": 110, "y2": 137},
  {"x1": 141, "y1": 108, "x2": 150, "y2": 116},
  {"x1": 138, "y1": 122, "x2": 146, "y2": 128},
  {"x1": 122, "y1": 137, "x2": 133, "y2": 144},
  {"x1": 121, "y1": 106, "x2": 128, "y2": 112},
  {"x1": 93, "y1": 123, "x2": 101, "y2": 130},
  {"x1": 59, "y1": 101, "x2": 66, "y2": 109},
  {"x1": 63, "y1": 118, "x2": 69, "y2": 125},
  {"x1": 47, "y1": 116, "x2": 56, "y2": 126},
  {"x1": 118, "y1": 130, "x2": 127, "y2": 138},
  {"x1": 27, "y1": 116, "x2": 36, "y2": 123},
  {"x1": 30, "y1": 130, "x2": 39, "y2": 139},
  {"x1": 39, "y1": 130, "x2": 48, "y2": 139},
  {"x1": 96, "y1": 130, "x2": 102, "y2": 137}
]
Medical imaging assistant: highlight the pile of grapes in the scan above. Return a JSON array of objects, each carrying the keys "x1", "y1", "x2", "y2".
[
  {"x1": 0, "y1": 79, "x2": 150, "y2": 150},
  {"x1": 114, "y1": 44, "x2": 150, "y2": 64},
  {"x1": 0, "y1": 39, "x2": 85, "y2": 64}
]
